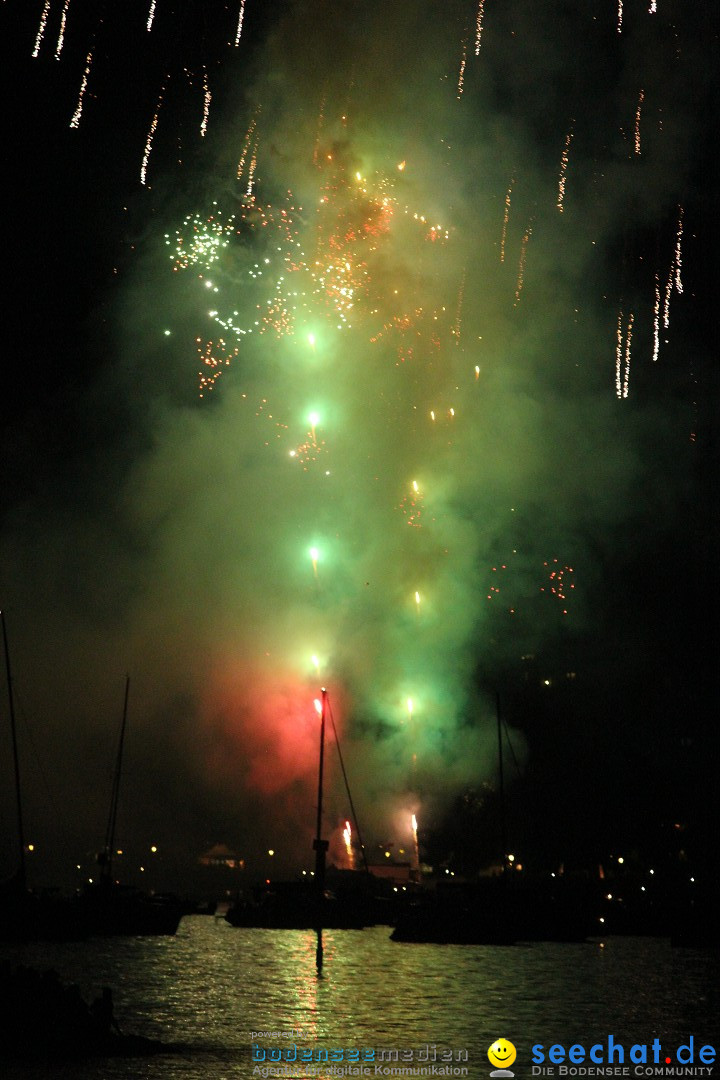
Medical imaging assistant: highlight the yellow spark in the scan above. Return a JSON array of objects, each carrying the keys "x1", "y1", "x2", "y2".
[
  {"x1": 234, "y1": 0, "x2": 246, "y2": 46},
  {"x1": 634, "y1": 89, "x2": 644, "y2": 155},
  {"x1": 674, "y1": 206, "x2": 684, "y2": 294},
  {"x1": 474, "y1": 0, "x2": 485, "y2": 54},
  {"x1": 69, "y1": 50, "x2": 94, "y2": 129},
  {"x1": 32, "y1": 0, "x2": 51, "y2": 58},
  {"x1": 500, "y1": 178, "x2": 514, "y2": 263},
  {"x1": 557, "y1": 127, "x2": 574, "y2": 213},
  {"x1": 55, "y1": 0, "x2": 71, "y2": 58},
  {"x1": 200, "y1": 69, "x2": 211, "y2": 137},
  {"x1": 457, "y1": 37, "x2": 467, "y2": 99},
  {"x1": 653, "y1": 274, "x2": 660, "y2": 362}
]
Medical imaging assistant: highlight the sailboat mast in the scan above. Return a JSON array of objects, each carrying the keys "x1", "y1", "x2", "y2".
[
  {"x1": 103, "y1": 675, "x2": 130, "y2": 883},
  {"x1": 313, "y1": 687, "x2": 329, "y2": 974},
  {"x1": 314, "y1": 687, "x2": 328, "y2": 885},
  {"x1": 1, "y1": 610, "x2": 26, "y2": 891},
  {"x1": 496, "y1": 691, "x2": 507, "y2": 865}
]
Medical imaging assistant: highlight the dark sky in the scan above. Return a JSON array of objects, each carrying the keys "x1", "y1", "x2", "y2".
[{"x1": 1, "y1": 0, "x2": 717, "y2": 895}]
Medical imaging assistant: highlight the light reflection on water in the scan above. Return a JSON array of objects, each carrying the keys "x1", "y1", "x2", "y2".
[{"x1": 1, "y1": 917, "x2": 717, "y2": 1079}]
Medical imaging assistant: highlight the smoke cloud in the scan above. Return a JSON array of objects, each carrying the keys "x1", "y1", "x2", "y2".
[{"x1": 1, "y1": 0, "x2": 713, "y2": 889}]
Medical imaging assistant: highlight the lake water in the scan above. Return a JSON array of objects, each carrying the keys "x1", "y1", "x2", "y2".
[{"x1": 1, "y1": 916, "x2": 717, "y2": 1078}]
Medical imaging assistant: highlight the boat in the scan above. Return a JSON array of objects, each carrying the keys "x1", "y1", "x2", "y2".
[
  {"x1": 225, "y1": 689, "x2": 370, "y2": 964},
  {"x1": 0, "y1": 610, "x2": 86, "y2": 942},
  {"x1": 76, "y1": 880, "x2": 184, "y2": 938},
  {"x1": 225, "y1": 877, "x2": 370, "y2": 930},
  {"x1": 390, "y1": 694, "x2": 603, "y2": 946},
  {"x1": 76, "y1": 676, "x2": 184, "y2": 937},
  {"x1": 390, "y1": 871, "x2": 602, "y2": 944}
]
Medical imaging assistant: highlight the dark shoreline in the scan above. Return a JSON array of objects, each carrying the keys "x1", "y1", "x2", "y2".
[{"x1": 0, "y1": 962, "x2": 170, "y2": 1063}]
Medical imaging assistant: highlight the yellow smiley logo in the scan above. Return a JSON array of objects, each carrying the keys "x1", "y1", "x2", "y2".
[{"x1": 488, "y1": 1039, "x2": 517, "y2": 1070}]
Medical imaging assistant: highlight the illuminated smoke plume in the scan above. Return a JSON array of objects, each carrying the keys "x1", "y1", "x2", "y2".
[{"x1": 0, "y1": 0, "x2": 712, "y2": 884}]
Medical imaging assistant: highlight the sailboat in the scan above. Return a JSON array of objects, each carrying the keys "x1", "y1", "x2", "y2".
[
  {"x1": 0, "y1": 610, "x2": 86, "y2": 941},
  {"x1": 75, "y1": 675, "x2": 184, "y2": 937},
  {"x1": 390, "y1": 694, "x2": 603, "y2": 945},
  {"x1": 225, "y1": 689, "x2": 371, "y2": 947}
]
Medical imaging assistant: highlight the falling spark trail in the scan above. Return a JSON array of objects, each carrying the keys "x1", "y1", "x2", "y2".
[
  {"x1": 147, "y1": 0, "x2": 157, "y2": 31},
  {"x1": 634, "y1": 90, "x2": 644, "y2": 154},
  {"x1": 69, "y1": 50, "x2": 94, "y2": 128},
  {"x1": 514, "y1": 225, "x2": 532, "y2": 305},
  {"x1": 453, "y1": 268, "x2": 466, "y2": 343},
  {"x1": 141, "y1": 83, "x2": 166, "y2": 185},
  {"x1": 649, "y1": 0, "x2": 657, "y2": 11},
  {"x1": 500, "y1": 179, "x2": 514, "y2": 262},
  {"x1": 234, "y1": 0, "x2": 246, "y2": 46},
  {"x1": 615, "y1": 310, "x2": 633, "y2": 398},
  {"x1": 663, "y1": 258, "x2": 674, "y2": 329},
  {"x1": 32, "y1": 0, "x2": 52, "y2": 58},
  {"x1": 674, "y1": 206, "x2": 684, "y2": 294},
  {"x1": 200, "y1": 69, "x2": 211, "y2": 137},
  {"x1": 474, "y1": 0, "x2": 485, "y2": 54},
  {"x1": 661, "y1": 211, "x2": 685, "y2": 331},
  {"x1": 653, "y1": 273, "x2": 660, "y2": 362},
  {"x1": 246, "y1": 136, "x2": 259, "y2": 196},
  {"x1": 55, "y1": 0, "x2": 71, "y2": 59},
  {"x1": 457, "y1": 37, "x2": 467, "y2": 99},
  {"x1": 557, "y1": 127, "x2": 573, "y2": 212},
  {"x1": 623, "y1": 313, "x2": 634, "y2": 398},
  {"x1": 617, "y1": 0, "x2": 623, "y2": 33},
  {"x1": 237, "y1": 112, "x2": 259, "y2": 179}
]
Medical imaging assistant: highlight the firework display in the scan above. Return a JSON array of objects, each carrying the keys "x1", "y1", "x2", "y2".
[{"x1": 1, "y1": 0, "x2": 712, "y2": 881}]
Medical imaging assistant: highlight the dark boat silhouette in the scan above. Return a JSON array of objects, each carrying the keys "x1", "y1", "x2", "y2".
[
  {"x1": 390, "y1": 695, "x2": 603, "y2": 946},
  {"x1": 76, "y1": 675, "x2": 184, "y2": 937},
  {"x1": 74, "y1": 880, "x2": 184, "y2": 938},
  {"x1": 0, "y1": 875, "x2": 88, "y2": 942},
  {"x1": 0, "y1": 611, "x2": 87, "y2": 942},
  {"x1": 390, "y1": 871, "x2": 603, "y2": 945},
  {"x1": 225, "y1": 690, "x2": 374, "y2": 963},
  {"x1": 225, "y1": 876, "x2": 370, "y2": 930}
]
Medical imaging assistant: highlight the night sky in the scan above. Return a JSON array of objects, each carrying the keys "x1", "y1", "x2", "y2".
[{"x1": 1, "y1": 0, "x2": 717, "y2": 897}]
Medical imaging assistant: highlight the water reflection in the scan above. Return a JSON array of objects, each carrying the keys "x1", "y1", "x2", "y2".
[{"x1": 1, "y1": 918, "x2": 717, "y2": 1080}]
